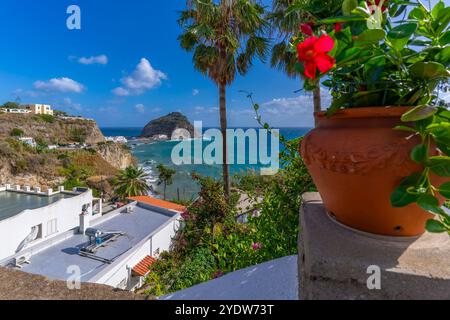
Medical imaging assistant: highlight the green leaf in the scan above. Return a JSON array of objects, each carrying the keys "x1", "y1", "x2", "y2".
[
  {"x1": 336, "y1": 47, "x2": 363, "y2": 65},
  {"x1": 437, "y1": 142, "x2": 450, "y2": 156},
  {"x1": 391, "y1": 174, "x2": 422, "y2": 208},
  {"x1": 408, "y1": 7, "x2": 425, "y2": 20},
  {"x1": 401, "y1": 105, "x2": 438, "y2": 122},
  {"x1": 342, "y1": 0, "x2": 358, "y2": 15},
  {"x1": 427, "y1": 124, "x2": 450, "y2": 145},
  {"x1": 427, "y1": 156, "x2": 450, "y2": 177},
  {"x1": 426, "y1": 219, "x2": 447, "y2": 233},
  {"x1": 387, "y1": 23, "x2": 418, "y2": 50},
  {"x1": 354, "y1": 29, "x2": 386, "y2": 46},
  {"x1": 435, "y1": 46, "x2": 450, "y2": 66},
  {"x1": 391, "y1": 186, "x2": 418, "y2": 207},
  {"x1": 319, "y1": 15, "x2": 367, "y2": 24},
  {"x1": 439, "y1": 182, "x2": 450, "y2": 198},
  {"x1": 411, "y1": 144, "x2": 427, "y2": 164},
  {"x1": 410, "y1": 61, "x2": 450, "y2": 80},
  {"x1": 394, "y1": 125, "x2": 417, "y2": 133},
  {"x1": 432, "y1": 1, "x2": 445, "y2": 19},
  {"x1": 417, "y1": 194, "x2": 443, "y2": 215},
  {"x1": 440, "y1": 30, "x2": 450, "y2": 45}
]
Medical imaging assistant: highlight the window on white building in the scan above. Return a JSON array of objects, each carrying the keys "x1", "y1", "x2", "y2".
[{"x1": 46, "y1": 219, "x2": 58, "y2": 236}]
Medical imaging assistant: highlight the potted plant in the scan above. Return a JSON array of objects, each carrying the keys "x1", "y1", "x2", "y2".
[{"x1": 295, "y1": 0, "x2": 450, "y2": 236}]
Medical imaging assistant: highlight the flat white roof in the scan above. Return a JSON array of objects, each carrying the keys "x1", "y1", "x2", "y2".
[{"x1": 18, "y1": 204, "x2": 173, "y2": 283}]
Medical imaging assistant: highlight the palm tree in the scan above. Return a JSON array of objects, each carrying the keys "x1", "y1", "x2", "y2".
[
  {"x1": 114, "y1": 166, "x2": 150, "y2": 200},
  {"x1": 269, "y1": 0, "x2": 343, "y2": 119},
  {"x1": 178, "y1": 0, "x2": 269, "y2": 202},
  {"x1": 156, "y1": 164, "x2": 176, "y2": 200}
]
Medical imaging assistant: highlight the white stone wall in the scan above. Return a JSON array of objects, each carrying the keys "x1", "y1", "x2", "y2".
[
  {"x1": 0, "y1": 190, "x2": 93, "y2": 261},
  {"x1": 151, "y1": 218, "x2": 180, "y2": 257}
]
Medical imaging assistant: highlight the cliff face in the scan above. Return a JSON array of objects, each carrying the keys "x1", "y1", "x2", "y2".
[
  {"x1": 95, "y1": 142, "x2": 136, "y2": 170},
  {"x1": 0, "y1": 113, "x2": 105, "y2": 145},
  {"x1": 140, "y1": 112, "x2": 195, "y2": 139},
  {"x1": 0, "y1": 114, "x2": 135, "y2": 188}
]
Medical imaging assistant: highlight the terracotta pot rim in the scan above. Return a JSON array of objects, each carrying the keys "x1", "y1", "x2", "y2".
[{"x1": 315, "y1": 106, "x2": 413, "y2": 120}]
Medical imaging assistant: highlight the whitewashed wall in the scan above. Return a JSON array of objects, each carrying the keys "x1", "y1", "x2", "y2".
[
  {"x1": 0, "y1": 191, "x2": 93, "y2": 261},
  {"x1": 151, "y1": 218, "x2": 180, "y2": 257},
  {"x1": 91, "y1": 215, "x2": 180, "y2": 289}
]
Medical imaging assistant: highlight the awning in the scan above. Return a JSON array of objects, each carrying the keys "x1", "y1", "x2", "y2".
[{"x1": 132, "y1": 256, "x2": 156, "y2": 277}]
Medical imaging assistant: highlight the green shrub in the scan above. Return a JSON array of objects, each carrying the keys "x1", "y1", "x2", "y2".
[
  {"x1": 145, "y1": 247, "x2": 216, "y2": 296},
  {"x1": 39, "y1": 114, "x2": 55, "y2": 123},
  {"x1": 10, "y1": 128, "x2": 24, "y2": 137},
  {"x1": 171, "y1": 247, "x2": 216, "y2": 291},
  {"x1": 70, "y1": 128, "x2": 87, "y2": 144}
]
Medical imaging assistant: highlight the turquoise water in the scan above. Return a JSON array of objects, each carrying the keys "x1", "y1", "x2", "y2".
[
  {"x1": 0, "y1": 192, "x2": 73, "y2": 221},
  {"x1": 101, "y1": 127, "x2": 311, "y2": 201}
]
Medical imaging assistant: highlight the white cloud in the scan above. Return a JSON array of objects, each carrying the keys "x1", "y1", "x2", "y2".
[
  {"x1": 62, "y1": 98, "x2": 82, "y2": 111},
  {"x1": 113, "y1": 58, "x2": 167, "y2": 96},
  {"x1": 194, "y1": 106, "x2": 219, "y2": 114},
  {"x1": 135, "y1": 104, "x2": 145, "y2": 113},
  {"x1": 77, "y1": 54, "x2": 108, "y2": 65},
  {"x1": 262, "y1": 89, "x2": 332, "y2": 116},
  {"x1": 112, "y1": 87, "x2": 130, "y2": 96},
  {"x1": 34, "y1": 77, "x2": 85, "y2": 93},
  {"x1": 192, "y1": 89, "x2": 200, "y2": 96}
]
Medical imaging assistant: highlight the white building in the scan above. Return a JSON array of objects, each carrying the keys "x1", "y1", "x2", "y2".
[
  {"x1": 27, "y1": 104, "x2": 54, "y2": 115},
  {"x1": 58, "y1": 116, "x2": 94, "y2": 122},
  {"x1": 1, "y1": 108, "x2": 31, "y2": 114},
  {"x1": 0, "y1": 104, "x2": 53, "y2": 115},
  {"x1": 18, "y1": 137, "x2": 37, "y2": 148},
  {"x1": 0, "y1": 187, "x2": 182, "y2": 291},
  {"x1": 105, "y1": 136, "x2": 128, "y2": 144}
]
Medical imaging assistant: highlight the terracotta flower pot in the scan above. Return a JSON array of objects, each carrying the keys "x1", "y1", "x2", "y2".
[{"x1": 301, "y1": 106, "x2": 439, "y2": 237}]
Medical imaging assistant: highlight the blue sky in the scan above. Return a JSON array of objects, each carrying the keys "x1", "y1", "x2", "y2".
[{"x1": 0, "y1": 0, "x2": 317, "y2": 128}]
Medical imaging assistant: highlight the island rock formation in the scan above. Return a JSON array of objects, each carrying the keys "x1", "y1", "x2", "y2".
[{"x1": 140, "y1": 112, "x2": 195, "y2": 140}]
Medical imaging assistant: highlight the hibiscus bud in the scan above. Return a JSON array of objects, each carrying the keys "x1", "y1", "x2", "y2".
[
  {"x1": 300, "y1": 23, "x2": 313, "y2": 36},
  {"x1": 334, "y1": 23, "x2": 343, "y2": 33}
]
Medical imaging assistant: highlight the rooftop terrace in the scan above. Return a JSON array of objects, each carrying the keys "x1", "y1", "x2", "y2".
[
  {"x1": 18, "y1": 203, "x2": 173, "y2": 283},
  {"x1": 0, "y1": 191, "x2": 74, "y2": 221}
]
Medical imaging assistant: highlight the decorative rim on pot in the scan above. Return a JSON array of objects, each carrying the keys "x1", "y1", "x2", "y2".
[{"x1": 315, "y1": 106, "x2": 413, "y2": 120}]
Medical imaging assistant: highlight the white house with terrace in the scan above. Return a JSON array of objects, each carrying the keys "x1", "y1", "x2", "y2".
[
  {"x1": 0, "y1": 104, "x2": 54, "y2": 115},
  {"x1": 0, "y1": 184, "x2": 182, "y2": 291}
]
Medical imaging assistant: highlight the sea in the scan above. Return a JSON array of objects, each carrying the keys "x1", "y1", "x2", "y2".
[{"x1": 101, "y1": 127, "x2": 311, "y2": 201}]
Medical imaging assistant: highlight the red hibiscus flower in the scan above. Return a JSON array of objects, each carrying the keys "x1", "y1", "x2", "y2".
[
  {"x1": 297, "y1": 35, "x2": 336, "y2": 79},
  {"x1": 366, "y1": 0, "x2": 388, "y2": 13},
  {"x1": 334, "y1": 23, "x2": 343, "y2": 33},
  {"x1": 300, "y1": 23, "x2": 313, "y2": 36}
]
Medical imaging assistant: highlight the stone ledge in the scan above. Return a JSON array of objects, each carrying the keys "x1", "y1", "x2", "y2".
[{"x1": 299, "y1": 192, "x2": 450, "y2": 300}]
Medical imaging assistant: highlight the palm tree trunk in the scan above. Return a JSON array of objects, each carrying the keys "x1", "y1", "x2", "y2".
[
  {"x1": 164, "y1": 183, "x2": 167, "y2": 200},
  {"x1": 313, "y1": 83, "x2": 321, "y2": 127},
  {"x1": 219, "y1": 82, "x2": 231, "y2": 203}
]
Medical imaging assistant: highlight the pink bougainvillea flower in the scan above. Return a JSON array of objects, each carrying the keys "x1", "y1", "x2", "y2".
[
  {"x1": 300, "y1": 23, "x2": 313, "y2": 36},
  {"x1": 181, "y1": 210, "x2": 190, "y2": 220},
  {"x1": 252, "y1": 243, "x2": 263, "y2": 251},
  {"x1": 334, "y1": 22, "x2": 344, "y2": 33},
  {"x1": 297, "y1": 34, "x2": 336, "y2": 79}
]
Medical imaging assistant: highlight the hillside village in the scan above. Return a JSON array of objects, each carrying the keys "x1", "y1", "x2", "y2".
[{"x1": 0, "y1": 101, "x2": 135, "y2": 200}]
